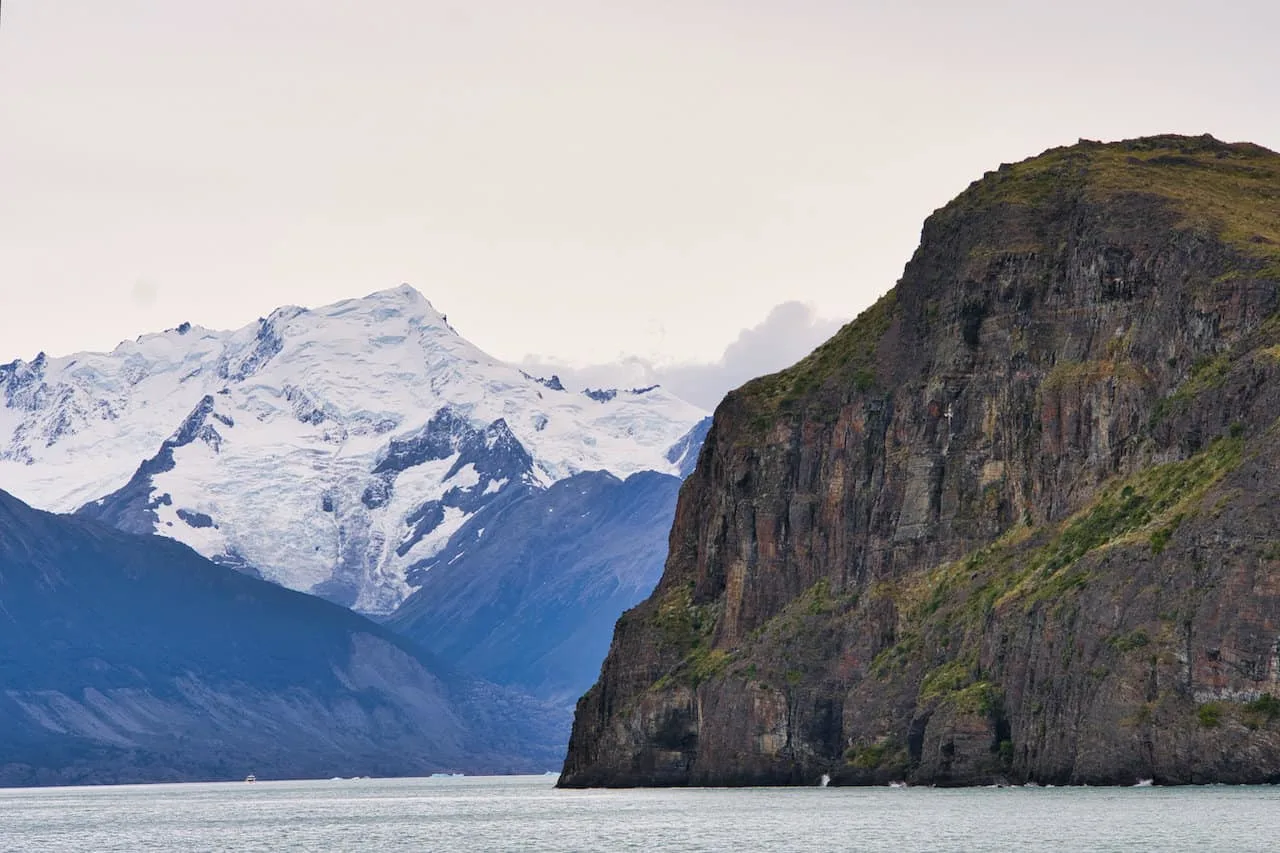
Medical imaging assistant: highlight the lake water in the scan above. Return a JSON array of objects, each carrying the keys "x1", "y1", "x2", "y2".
[{"x1": 1, "y1": 774, "x2": 1277, "y2": 852}]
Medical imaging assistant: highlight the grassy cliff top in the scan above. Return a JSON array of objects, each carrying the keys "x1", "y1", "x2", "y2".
[
  {"x1": 732, "y1": 134, "x2": 1280, "y2": 428},
  {"x1": 953, "y1": 134, "x2": 1280, "y2": 259},
  {"x1": 734, "y1": 289, "x2": 896, "y2": 429}
]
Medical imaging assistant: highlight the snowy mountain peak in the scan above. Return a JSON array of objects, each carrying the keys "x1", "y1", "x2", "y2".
[
  {"x1": 2, "y1": 285, "x2": 706, "y2": 613},
  {"x1": 322, "y1": 283, "x2": 450, "y2": 330}
]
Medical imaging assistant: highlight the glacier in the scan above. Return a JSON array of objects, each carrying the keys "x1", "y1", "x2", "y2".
[{"x1": 0, "y1": 284, "x2": 705, "y2": 614}]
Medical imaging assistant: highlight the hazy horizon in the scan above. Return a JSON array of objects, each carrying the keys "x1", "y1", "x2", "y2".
[{"x1": 3, "y1": 1, "x2": 1278, "y2": 387}]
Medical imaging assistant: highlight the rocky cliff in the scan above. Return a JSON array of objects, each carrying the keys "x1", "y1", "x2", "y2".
[{"x1": 560, "y1": 134, "x2": 1280, "y2": 787}]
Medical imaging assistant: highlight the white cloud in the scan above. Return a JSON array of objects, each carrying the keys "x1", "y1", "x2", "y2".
[{"x1": 521, "y1": 302, "x2": 845, "y2": 410}]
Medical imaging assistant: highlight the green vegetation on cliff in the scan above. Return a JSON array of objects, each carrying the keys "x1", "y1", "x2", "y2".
[
  {"x1": 650, "y1": 583, "x2": 729, "y2": 689},
  {"x1": 879, "y1": 432, "x2": 1247, "y2": 675},
  {"x1": 957, "y1": 135, "x2": 1280, "y2": 275},
  {"x1": 738, "y1": 290, "x2": 896, "y2": 430}
]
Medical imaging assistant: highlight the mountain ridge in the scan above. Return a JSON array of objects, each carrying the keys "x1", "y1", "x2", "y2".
[
  {"x1": 0, "y1": 487, "x2": 567, "y2": 786},
  {"x1": 388, "y1": 468, "x2": 688, "y2": 702}
]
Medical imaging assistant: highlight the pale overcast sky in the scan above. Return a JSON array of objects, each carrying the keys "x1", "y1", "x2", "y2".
[{"x1": 2, "y1": 1, "x2": 1278, "y2": 382}]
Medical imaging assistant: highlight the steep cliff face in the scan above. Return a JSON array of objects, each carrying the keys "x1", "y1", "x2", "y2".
[{"x1": 560, "y1": 134, "x2": 1280, "y2": 787}]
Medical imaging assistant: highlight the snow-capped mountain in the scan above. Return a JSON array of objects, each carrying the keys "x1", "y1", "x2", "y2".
[{"x1": 0, "y1": 285, "x2": 706, "y2": 614}]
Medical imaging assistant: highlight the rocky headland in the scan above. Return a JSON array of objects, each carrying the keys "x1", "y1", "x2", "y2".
[{"x1": 561, "y1": 134, "x2": 1280, "y2": 787}]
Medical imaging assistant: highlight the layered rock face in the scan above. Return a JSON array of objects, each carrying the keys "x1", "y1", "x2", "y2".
[{"x1": 560, "y1": 135, "x2": 1280, "y2": 787}]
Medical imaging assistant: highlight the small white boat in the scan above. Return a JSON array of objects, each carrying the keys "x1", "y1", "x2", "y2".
[{"x1": 244, "y1": 774, "x2": 256, "y2": 783}]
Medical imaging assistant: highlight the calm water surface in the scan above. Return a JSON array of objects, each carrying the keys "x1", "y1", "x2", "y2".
[{"x1": 1, "y1": 774, "x2": 1277, "y2": 852}]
